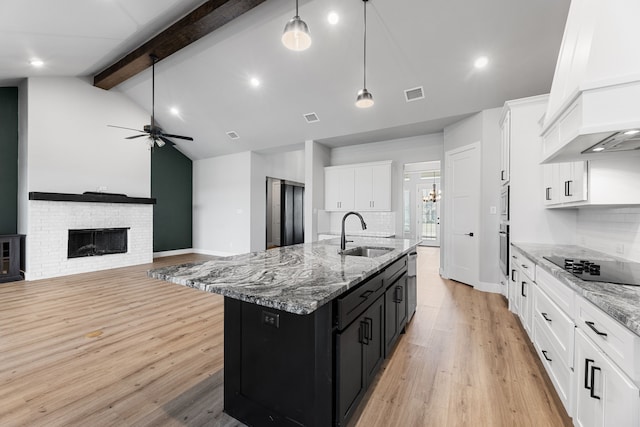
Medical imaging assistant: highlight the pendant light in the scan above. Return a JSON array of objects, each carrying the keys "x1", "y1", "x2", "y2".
[
  {"x1": 355, "y1": 0, "x2": 374, "y2": 108},
  {"x1": 282, "y1": 0, "x2": 312, "y2": 51}
]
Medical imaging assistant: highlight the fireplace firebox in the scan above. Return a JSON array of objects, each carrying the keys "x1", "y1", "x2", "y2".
[{"x1": 68, "y1": 228, "x2": 129, "y2": 258}]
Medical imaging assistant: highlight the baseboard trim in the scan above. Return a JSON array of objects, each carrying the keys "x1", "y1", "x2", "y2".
[
  {"x1": 153, "y1": 248, "x2": 194, "y2": 258},
  {"x1": 474, "y1": 280, "x2": 503, "y2": 294},
  {"x1": 191, "y1": 248, "x2": 237, "y2": 257}
]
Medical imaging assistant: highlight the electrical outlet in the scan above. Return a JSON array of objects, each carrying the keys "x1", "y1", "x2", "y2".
[
  {"x1": 262, "y1": 310, "x2": 280, "y2": 328},
  {"x1": 616, "y1": 243, "x2": 625, "y2": 255},
  {"x1": 490, "y1": 206, "x2": 497, "y2": 214}
]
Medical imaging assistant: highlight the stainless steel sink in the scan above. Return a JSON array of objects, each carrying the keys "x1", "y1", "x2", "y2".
[{"x1": 341, "y1": 246, "x2": 394, "y2": 258}]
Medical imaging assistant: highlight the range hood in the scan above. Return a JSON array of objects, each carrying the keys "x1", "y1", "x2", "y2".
[{"x1": 540, "y1": 0, "x2": 640, "y2": 163}]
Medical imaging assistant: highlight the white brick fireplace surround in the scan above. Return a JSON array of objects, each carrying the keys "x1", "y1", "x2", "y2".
[{"x1": 25, "y1": 199, "x2": 153, "y2": 280}]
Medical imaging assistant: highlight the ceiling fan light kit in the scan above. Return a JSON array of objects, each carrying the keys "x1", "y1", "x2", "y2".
[
  {"x1": 355, "y1": 0, "x2": 374, "y2": 108},
  {"x1": 282, "y1": 0, "x2": 312, "y2": 51}
]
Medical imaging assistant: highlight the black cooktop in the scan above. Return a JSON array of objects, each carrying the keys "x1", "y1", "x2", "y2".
[{"x1": 544, "y1": 256, "x2": 640, "y2": 286}]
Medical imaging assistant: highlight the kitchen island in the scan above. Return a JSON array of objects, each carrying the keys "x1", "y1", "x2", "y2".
[{"x1": 149, "y1": 237, "x2": 418, "y2": 427}]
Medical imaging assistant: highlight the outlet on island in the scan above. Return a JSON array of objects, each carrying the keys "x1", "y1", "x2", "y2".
[{"x1": 262, "y1": 310, "x2": 280, "y2": 328}]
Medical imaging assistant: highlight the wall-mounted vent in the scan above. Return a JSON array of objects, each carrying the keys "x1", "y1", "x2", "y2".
[
  {"x1": 404, "y1": 86, "x2": 424, "y2": 102},
  {"x1": 303, "y1": 112, "x2": 319, "y2": 123},
  {"x1": 226, "y1": 131, "x2": 240, "y2": 140}
]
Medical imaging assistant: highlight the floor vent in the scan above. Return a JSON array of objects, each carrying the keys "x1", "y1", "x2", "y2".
[
  {"x1": 226, "y1": 131, "x2": 240, "y2": 140},
  {"x1": 303, "y1": 112, "x2": 319, "y2": 123},
  {"x1": 404, "y1": 86, "x2": 425, "y2": 102}
]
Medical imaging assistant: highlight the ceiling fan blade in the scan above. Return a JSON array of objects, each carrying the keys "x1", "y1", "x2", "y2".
[
  {"x1": 159, "y1": 136, "x2": 176, "y2": 147},
  {"x1": 125, "y1": 134, "x2": 148, "y2": 139},
  {"x1": 161, "y1": 133, "x2": 194, "y2": 141},
  {"x1": 107, "y1": 124, "x2": 146, "y2": 133}
]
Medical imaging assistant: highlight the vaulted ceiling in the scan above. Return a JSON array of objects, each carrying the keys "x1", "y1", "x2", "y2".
[{"x1": 1, "y1": 0, "x2": 571, "y2": 160}]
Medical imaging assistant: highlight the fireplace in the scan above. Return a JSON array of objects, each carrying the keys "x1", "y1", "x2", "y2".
[{"x1": 68, "y1": 228, "x2": 129, "y2": 258}]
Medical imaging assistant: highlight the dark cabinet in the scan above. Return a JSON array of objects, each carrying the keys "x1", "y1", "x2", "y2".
[
  {"x1": 0, "y1": 235, "x2": 23, "y2": 283},
  {"x1": 385, "y1": 272, "x2": 408, "y2": 356},
  {"x1": 335, "y1": 295, "x2": 384, "y2": 427}
]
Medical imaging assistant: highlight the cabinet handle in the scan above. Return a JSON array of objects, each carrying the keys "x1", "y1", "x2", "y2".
[
  {"x1": 541, "y1": 312, "x2": 552, "y2": 322},
  {"x1": 521, "y1": 281, "x2": 526, "y2": 297},
  {"x1": 584, "y1": 359, "x2": 594, "y2": 390},
  {"x1": 360, "y1": 290, "x2": 374, "y2": 300},
  {"x1": 501, "y1": 170, "x2": 505, "y2": 180},
  {"x1": 590, "y1": 365, "x2": 601, "y2": 400},
  {"x1": 365, "y1": 317, "x2": 374, "y2": 341},
  {"x1": 511, "y1": 269, "x2": 517, "y2": 282},
  {"x1": 545, "y1": 187, "x2": 552, "y2": 201},
  {"x1": 521, "y1": 264, "x2": 528, "y2": 269},
  {"x1": 360, "y1": 320, "x2": 370, "y2": 345},
  {"x1": 585, "y1": 321, "x2": 608, "y2": 337},
  {"x1": 541, "y1": 350, "x2": 552, "y2": 362},
  {"x1": 566, "y1": 180, "x2": 573, "y2": 197}
]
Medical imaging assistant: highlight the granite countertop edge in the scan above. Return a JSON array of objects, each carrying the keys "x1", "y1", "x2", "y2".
[
  {"x1": 511, "y1": 242, "x2": 640, "y2": 337},
  {"x1": 149, "y1": 237, "x2": 418, "y2": 315}
]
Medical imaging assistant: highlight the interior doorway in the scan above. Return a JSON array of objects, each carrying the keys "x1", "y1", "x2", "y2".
[
  {"x1": 266, "y1": 177, "x2": 304, "y2": 249},
  {"x1": 403, "y1": 161, "x2": 441, "y2": 246}
]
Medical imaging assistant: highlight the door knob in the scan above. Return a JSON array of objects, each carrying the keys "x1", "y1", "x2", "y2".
[{"x1": 465, "y1": 232, "x2": 474, "y2": 237}]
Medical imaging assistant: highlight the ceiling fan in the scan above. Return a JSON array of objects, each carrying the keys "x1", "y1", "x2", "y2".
[{"x1": 108, "y1": 54, "x2": 193, "y2": 148}]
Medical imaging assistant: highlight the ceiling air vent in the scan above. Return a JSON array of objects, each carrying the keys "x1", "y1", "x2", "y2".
[
  {"x1": 303, "y1": 112, "x2": 320, "y2": 123},
  {"x1": 226, "y1": 131, "x2": 239, "y2": 140},
  {"x1": 404, "y1": 86, "x2": 424, "y2": 102}
]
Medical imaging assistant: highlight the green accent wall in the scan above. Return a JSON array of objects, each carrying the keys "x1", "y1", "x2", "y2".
[
  {"x1": 151, "y1": 144, "x2": 193, "y2": 252},
  {"x1": 0, "y1": 87, "x2": 18, "y2": 235}
]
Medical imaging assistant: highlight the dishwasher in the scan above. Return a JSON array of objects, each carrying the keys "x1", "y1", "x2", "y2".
[{"x1": 407, "y1": 251, "x2": 417, "y2": 322}]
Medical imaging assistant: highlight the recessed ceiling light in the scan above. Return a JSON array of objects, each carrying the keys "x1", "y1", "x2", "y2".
[
  {"x1": 170, "y1": 107, "x2": 180, "y2": 116},
  {"x1": 592, "y1": 147, "x2": 605, "y2": 152},
  {"x1": 474, "y1": 56, "x2": 489, "y2": 69},
  {"x1": 30, "y1": 59, "x2": 44, "y2": 67},
  {"x1": 250, "y1": 77, "x2": 260, "y2": 87},
  {"x1": 624, "y1": 129, "x2": 640, "y2": 135},
  {"x1": 327, "y1": 11, "x2": 339, "y2": 25}
]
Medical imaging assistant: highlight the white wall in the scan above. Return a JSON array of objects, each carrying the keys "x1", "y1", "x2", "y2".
[
  {"x1": 250, "y1": 151, "x2": 267, "y2": 252},
  {"x1": 24, "y1": 77, "x2": 150, "y2": 197},
  {"x1": 193, "y1": 152, "x2": 252, "y2": 256},
  {"x1": 305, "y1": 141, "x2": 331, "y2": 243},
  {"x1": 329, "y1": 134, "x2": 444, "y2": 237},
  {"x1": 263, "y1": 149, "x2": 305, "y2": 183}
]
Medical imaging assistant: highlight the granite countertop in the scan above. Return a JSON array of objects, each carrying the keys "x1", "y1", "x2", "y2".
[
  {"x1": 148, "y1": 237, "x2": 418, "y2": 315},
  {"x1": 512, "y1": 242, "x2": 640, "y2": 337}
]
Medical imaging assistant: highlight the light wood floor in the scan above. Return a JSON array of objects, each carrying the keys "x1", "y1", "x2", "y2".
[{"x1": 0, "y1": 248, "x2": 572, "y2": 427}]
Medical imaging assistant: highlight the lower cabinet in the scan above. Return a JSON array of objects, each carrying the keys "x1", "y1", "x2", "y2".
[
  {"x1": 335, "y1": 296, "x2": 384, "y2": 427},
  {"x1": 574, "y1": 329, "x2": 640, "y2": 427},
  {"x1": 384, "y1": 272, "x2": 407, "y2": 356}
]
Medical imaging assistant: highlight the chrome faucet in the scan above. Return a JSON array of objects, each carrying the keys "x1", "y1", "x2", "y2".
[{"x1": 340, "y1": 211, "x2": 367, "y2": 252}]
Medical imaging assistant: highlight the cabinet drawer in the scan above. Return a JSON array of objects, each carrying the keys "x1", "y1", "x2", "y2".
[
  {"x1": 512, "y1": 249, "x2": 535, "y2": 281},
  {"x1": 575, "y1": 296, "x2": 640, "y2": 385},
  {"x1": 383, "y1": 256, "x2": 407, "y2": 287},
  {"x1": 534, "y1": 284, "x2": 575, "y2": 368},
  {"x1": 336, "y1": 274, "x2": 384, "y2": 330},
  {"x1": 532, "y1": 316, "x2": 574, "y2": 415},
  {"x1": 535, "y1": 266, "x2": 574, "y2": 316}
]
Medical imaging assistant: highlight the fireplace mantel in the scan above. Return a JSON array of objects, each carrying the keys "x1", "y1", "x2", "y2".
[{"x1": 29, "y1": 192, "x2": 156, "y2": 205}]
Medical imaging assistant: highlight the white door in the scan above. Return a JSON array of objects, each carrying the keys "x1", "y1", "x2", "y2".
[
  {"x1": 416, "y1": 183, "x2": 440, "y2": 246},
  {"x1": 444, "y1": 143, "x2": 480, "y2": 287}
]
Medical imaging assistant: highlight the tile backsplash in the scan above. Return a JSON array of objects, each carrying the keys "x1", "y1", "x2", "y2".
[
  {"x1": 321, "y1": 211, "x2": 396, "y2": 236},
  {"x1": 577, "y1": 206, "x2": 640, "y2": 262}
]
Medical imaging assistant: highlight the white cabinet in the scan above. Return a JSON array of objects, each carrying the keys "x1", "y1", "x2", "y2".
[
  {"x1": 500, "y1": 109, "x2": 511, "y2": 185},
  {"x1": 574, "y1": 329, "x2": 640, "y2": 427},
  {"x1": 543, "y1": 161, "x2": 588, "y2": 206},
  {"x1": 544, "y1": 156, "x2": 640, "y2": 208},
  {"x1": 509, "y1": 248, "x2": 535, "y2": 336},
  {"x1": 325, "y1": 167, "x2": 354, "y2": 211},
  {"x1": 325, "y1": 161, "x2": 392, "y2": 212}
]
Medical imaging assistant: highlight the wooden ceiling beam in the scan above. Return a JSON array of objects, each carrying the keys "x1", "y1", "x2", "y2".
[{"x1": 93, "y1": 0, "x2": 267, "y2": 90}]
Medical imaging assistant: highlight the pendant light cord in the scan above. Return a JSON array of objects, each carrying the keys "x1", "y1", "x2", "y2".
[
  {"x1": 151, "y1": 55, "x2": 156, "y2": 128},
  {"x1": 295, "y1": 0, "x2": 299, "y2": 18},
  {"x1": 363, "y1": 0, "x2": 367, "y2": 89}
]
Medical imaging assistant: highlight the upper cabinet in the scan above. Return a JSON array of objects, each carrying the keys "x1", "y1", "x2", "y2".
[
  {"x1": 500, "y1": 109, "x2": 511, "y2": 185},
  {"x1": 325, "y1": 161, "x2": 392, "y2": 212},
  {"x1": 541, "y1": 0, "x2": 640, "y2": 163}
]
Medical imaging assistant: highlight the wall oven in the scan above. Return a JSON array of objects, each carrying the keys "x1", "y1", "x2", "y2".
[
  {"x1": 499, "y1": 223, "x2": 509, "y2": 277},
  {"x1": 500, "y1": 185, "x2": 510, "y2": 221}
]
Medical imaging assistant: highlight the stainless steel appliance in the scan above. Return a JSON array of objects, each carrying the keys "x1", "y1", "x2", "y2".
[
  {"x1": 407, "y1": 251, "x2": 417, "y2": 322},
  {"x1": 500, "y1": 185, "x2": 510, "y2": 221},
  {"x1": 499, "y1": 223, "x2": 509, "y2": 276},
  {"x1": 544, "y1": 256, "x2": 640, "y2": 286}
]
